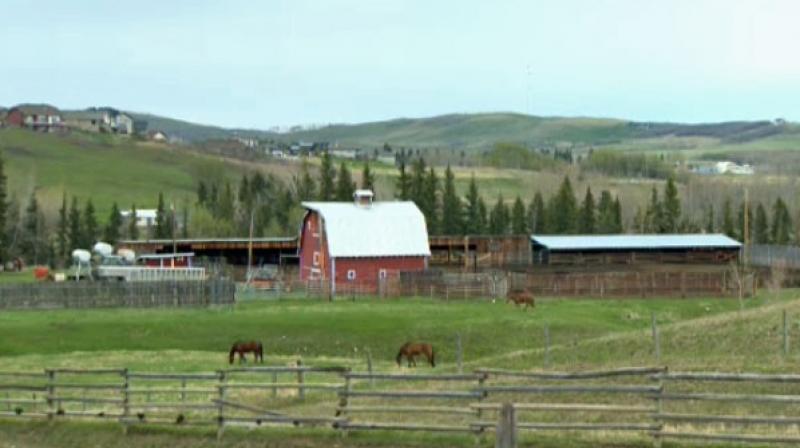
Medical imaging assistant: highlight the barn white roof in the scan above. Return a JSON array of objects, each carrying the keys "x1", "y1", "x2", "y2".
[
  {"x1": 302, "y1": 201, "x2": 431, "y2": 258},
  {"x1": 531, "y1": 234, "x2": 742, "y2": 251}
]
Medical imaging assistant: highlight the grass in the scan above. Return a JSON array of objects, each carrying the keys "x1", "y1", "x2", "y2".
[{"x1": 0, "y1": 269, "x2": 36, "y2": 284}]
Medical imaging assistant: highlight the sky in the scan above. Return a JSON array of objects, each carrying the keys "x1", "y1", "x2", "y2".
[{"x1": 1, "y1": 0, "x2": 799, "y2": 128}]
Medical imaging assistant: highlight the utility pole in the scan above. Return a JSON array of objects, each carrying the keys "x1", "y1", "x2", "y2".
[
  {"x1": 247, "y1": 210, "x2": 254, "y2": 285},
  {"x1": 744, "y1": 188, "x2": 750, "y2": 267}
]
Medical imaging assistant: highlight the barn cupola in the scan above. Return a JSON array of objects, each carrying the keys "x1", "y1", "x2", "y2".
[{"x1": 353, "y1": 189, "x2": 374, "y2": 208}]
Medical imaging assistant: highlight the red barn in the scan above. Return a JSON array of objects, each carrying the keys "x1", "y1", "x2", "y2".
[
  {"x1": 299, "y1": 190, "x2": 430, "y2": 295},
  {"x1": 5, "y1": 104, "x2": 63, "y2": 131}
]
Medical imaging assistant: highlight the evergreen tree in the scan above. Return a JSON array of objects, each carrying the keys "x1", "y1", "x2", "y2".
[
  {"x1": 82, "y1": 199, "x2": 98, "y2": 248},
  {"x1": 410, "y1": 158, "x2": 427, "y2": 205},
  {"x1": 754, "y1": 203, "x2": 769, "y2": 244},
  {"x1": 57, "y1": 192, "x2": 68, "y2": 259},
  {"x1": 489, "y1": 195, "x2": 510, "y2": 235},
  {"x1": 721, "y1": 198, "x2": 735, "y2": 238},
  {"x1": 511, "y1": 196, "x2": 528, "y2": 234},
  {"x1": 181, "y1": 206, "x2": 190, "y2": 239},
  {"x1": 705, "y1": 205, "x2": 715, "y2": 233},
  {"x1": 476, "y1": 196, "x2": 488, "y2": 234},
  {"x1": 238, "y1": 175, "x2": 252, "y2": 210},
  {"x1": 68, "y1": 197, "x2": 81, "y2": 251},
  {"x1": 549, "y1": 176, "x2": 577, "y2": 234},
  {"x1": 395, "y1": 161, "x2": 412, "y2": 200},
  {"x1": 103, "y1": 202, "x2": 123, "y2": 245},
  {"x1": 335, "y1": 162, "x2": 355, "y2": 201},
  {"x1": 318, "y1": 151, "x2": 336, "y2": 201},
  {"x1": 0, "y1": 153, "x2": 6, "y2": 263},
  {"x1": 464, "y1": 175, "x2": 481, "y2": 234},
  {"x1": 294, "y1": 160, "x2": 317, "y2": 201},
  {"x1": 197, "y1": 181, "x2": 208, "y2": 205},
  {"x1": 578, "y1": 187, "x2": 596, "y2": 234},
  {"x1": 737, "y1": 201, "x2": 753, "y2": 244},
  {"x1": 596, "y1": 190, "x2": 614, "y2": 233},
  {"x1": 441, "y1": 165, "x2": 462, "y2": 235},
  {"x1": 216, "y1": 183, "x2": 235, "y2": 221},
  {"x1": 361, "y1": 161, "x2": 375, "y2": 192},
  {"x1": 20, "y1": 193, "x2": 41, "y2": 263},
  {"x1": 128, "y1": 204, "x2": 139, "y2": 241},
  {"x1": 422, "y1": 167, "x2": 439, "y2": 234},
  {"x1": 645, "y1": 187, "x2": 662, "y2": 233},
  {"x1": 612, "y1": 196, "x2": 623, "y2": 233},
  {"x1": 274, "y1": 187, "x2": 294, "y2": 233},
  {"x1": 771, "y1": 197, "x2": 793, "y2": 244},
  {"x1": 662, "y1": 176, "x2": 681, "y2": 233},
  {"x1": 154, "y1": 192, "x2": 167, "y2": 238},
  {"x1": 529, "y1": 192, "x2": 546, "y2": 234}
]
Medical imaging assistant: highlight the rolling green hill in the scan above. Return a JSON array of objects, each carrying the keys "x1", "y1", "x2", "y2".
[{"x1": 0, "y1": 128, "x2": 244, "y2": 215}]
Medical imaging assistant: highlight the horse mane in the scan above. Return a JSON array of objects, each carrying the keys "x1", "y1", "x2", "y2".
[{"x1": 396, "y1": 342, "x2": 411, "y2": 364}]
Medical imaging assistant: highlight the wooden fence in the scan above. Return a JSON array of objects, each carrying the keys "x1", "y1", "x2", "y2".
[
  {"x1": 5, "y1": 365, "x2": 800, "y2": 446},
  {"x1": 0, "y1": 278, "x2": 236, "y2": 310}
]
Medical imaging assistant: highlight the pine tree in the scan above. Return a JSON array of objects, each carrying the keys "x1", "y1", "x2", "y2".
[
  {"x1": 197, "y1": 181, "x2": 208, "y2": 205},
  {"x1": 361, "y1": 161, "x2": 375, "y2": 192},
  {"x1": 238, "y1": 175, "x2": 252, "y2": 210},
  {"x1": 578, "y1": 187, "x2": 596, "y2": 234},
  {"x1": 511, "y1": 196, "x2": 528, "y2": 234},
  {"x1": 57, "y1": 192, "x2": 68, "y2": 259},
  {"x1": 464, "y1": 175, "x2": 481, "y2": 234},
  {"x1": 645, "y1": 187, "x2": 662, "y2": 233},
  {"x1": 705, "y1": 205, "x2": 715, "y2": 233},
  {"x1": 476, "y1": 196, "x2": 488, "y2": 234},
  {"x1": 489, "y1": 195, "x2": 509, "y2": 235},
  {"x1": 318, "y1": 151, "x2": 336, "y2": 201},
  {"x1": 335, "y1": 162, "x2": 355, "y2": 201},
  {"x1": 410, "y1": 158, "x2": 426, "y2": 206},
  {"x1": 596, "y1": 190, "x2": 614, "y2": 234},
  {"x1": 274, "y1": 187, "x2": 294, "y2": 233},
  {"x1": 154, "y1": 192, "x2": 168, "y2": 238},
  {"x1": 294, "y1": 160, "x2": 316, "y2": 201},
  {"x1": 721, "y1": 198, "x2": 735, "y2": 238},
  {"x1": 395, "y1": 161, "x2": 412, "y2": 200},
  {"x1": 662, "y1": 176, "x2": 681, "y2": 233},
  {"x1": 67, "y1": 197, "x2": 81, "y2": 251},
  {"x1": 550, "y1": 176, "x2": 577, "y2": 234},
  {"x1": 754, "y1": 203, "x2": 769, "y2": 244},
  {"x1": 21, "y1": 193, "x2": 41, "y2": 263},
  {"x1": 422, "y1": 167, "x2": 439, "y2": 234},
  {"x1": 441, "y1": 165, "x2": 462, "y2": 235},
  {"x1": 216, "y1": 183, "x2": 235, "y2": 221},
  {"x1": 529, "y1": 192, "x2": 546, "y2": 234},
  {"x1": 771, "y1": 197, "x2": 793, "y2": 244},
  {"x1": 612, "y1": 197, "x2": 623, "y2": 233},
  {"x1": 0, "y1": 153, "x2": 6, "y2": 263},
  {"x1": 128, "y1": 204, "x2": 139, "y2": 241},
  {"x1": 103, "y1": 202, "x2": 123, "y2": 245},
  {"x1": 82, "y1": 199, "x2": 98, "y2": 248}
]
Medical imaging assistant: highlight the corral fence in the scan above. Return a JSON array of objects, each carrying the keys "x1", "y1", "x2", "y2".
[
  {"x1": 4, "y1": 365, "x2": 800, "y2": 446},
  {"x1": 0, "y1": 278, "x2": 236, "y2": 310}
]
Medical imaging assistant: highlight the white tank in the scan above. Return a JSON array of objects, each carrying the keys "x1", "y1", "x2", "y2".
[
  {"x1": 92, "y1": 242, "x2": 113, "y2": 257},
  {"x1": 72, "y1": 249, "x2": 91, "y2": 264},
  {"x1": 117, "y1": 248, "x2": 136, "y2": 264}
]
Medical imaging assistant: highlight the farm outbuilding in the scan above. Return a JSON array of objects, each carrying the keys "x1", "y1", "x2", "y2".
[
  {"x1": 299, "y1": 190, "x2": 430, "y2": 295},
  {"x1": 530, "y1": 234, "x2": 742, "y2": 266}
]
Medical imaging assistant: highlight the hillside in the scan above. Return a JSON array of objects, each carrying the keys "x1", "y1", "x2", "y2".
[
  {"x1": 0, "y1": 128, "x2": 248, "y2": 215},
  {"x1": 126, "y1": 110, "x2": 796, "y2": 153}
]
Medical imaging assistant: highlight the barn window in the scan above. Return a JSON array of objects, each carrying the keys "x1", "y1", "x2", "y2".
[
  {"x1": 379, "y1": 269, "x2": 388, "y2": 279},
  {"x1": 347, "y1": 269, "x2": 356, "y2": 280},
  {"x1": 313, "y1": 251, "x2": 320, "y2": 266}
]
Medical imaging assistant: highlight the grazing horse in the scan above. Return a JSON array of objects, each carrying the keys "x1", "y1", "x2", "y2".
[
  {"x1": 507, "y1": 289, "x2": 535, "y2": 309},
  {"x1": 229, "y1": 340, "x2": 264, "y2": 364},
  {"x1": 396, "y1": 342, "x2": 435, "y2": 368}
]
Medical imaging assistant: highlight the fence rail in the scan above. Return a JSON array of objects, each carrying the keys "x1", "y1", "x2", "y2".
[
  {"x1": 0, "y1": 279, "x2": 235, "y2": 309},
  {"x1": 3, "y1": 365, "x2": 800, "y2": 447}
]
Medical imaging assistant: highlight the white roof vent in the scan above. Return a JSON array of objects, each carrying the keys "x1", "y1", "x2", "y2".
[{"x1": 353, "y1": 189, "x2": 374, "y2": 207}]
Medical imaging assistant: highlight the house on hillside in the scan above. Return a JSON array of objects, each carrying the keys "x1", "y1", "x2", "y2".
[
  {"x1": 299, "y1": 190, "x2": 430, "y2": 295},
  {"x1": 5, "y1": 104, "x2": 63, "y2": 131},
  {"x1": 147, "y1": 130, "x2": 168, "y2": 142},
  {"x1": 120, "y1": 209, "x2": 158, "y2": 229},
  {"x1": 64, "y1": 108, "x2": 134, "y2": 135},
  {"x1": 530, "y1": 234, "x2": 742, "y2": 265}
]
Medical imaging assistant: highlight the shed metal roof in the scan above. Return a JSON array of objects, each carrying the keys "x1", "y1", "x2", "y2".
[
  {"x1": 302, "y1": 201, "x2": 431, "y2": 258},
  {"x1": 531, "y1": 234, "x2": 742, "y2": 251}
]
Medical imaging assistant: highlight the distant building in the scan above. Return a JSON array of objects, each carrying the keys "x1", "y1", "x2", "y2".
[
  {"x1": 64, "y1": 108, "x2": 134, "y2": 135},
  {"x1": 299, "y1": 190, "x2": 430, "y2": 295},
  {"x1": 147, "y1": 130, "x2": 168, "y2": 142},
  {"x1": 5, "y1": 104, "x2": 63, "y2": 131},
  {"x1": 691, "y1": 161, "x2": 754, "y2": 176},
  {"x1": 121, "y1": 209, "x2": 158, "y2": 228}
]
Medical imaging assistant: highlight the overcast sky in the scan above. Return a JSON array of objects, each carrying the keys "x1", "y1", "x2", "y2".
[{"x1": 1, "y1": 0, "x2": 798, "y2": 128}]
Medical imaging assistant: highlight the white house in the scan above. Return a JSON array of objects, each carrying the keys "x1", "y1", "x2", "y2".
[{"x1": 120, "y1": 209, "x2": 158, "y2": 228}]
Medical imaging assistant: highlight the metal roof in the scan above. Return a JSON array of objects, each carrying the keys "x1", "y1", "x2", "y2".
[
  {"x1": 118, "y1": 237, "x2": 297, "y2": 245},
  {"x1": 531, "y1": 234, "x2": 742, "y2": 251},
  {"x1": 302, "y1": 201, "x2": 431, "y2": 258}
]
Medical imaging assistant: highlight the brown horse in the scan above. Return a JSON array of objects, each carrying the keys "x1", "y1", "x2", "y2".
[
  {"x1": 229, "y1": 340, "x2": 264, "y2": 364},
  {"x1": 396, "y1": 342, "x2": 435, "y2": 368},
  {"x1": 507, "y1": 289, "x2": 535, "y2": 309}
]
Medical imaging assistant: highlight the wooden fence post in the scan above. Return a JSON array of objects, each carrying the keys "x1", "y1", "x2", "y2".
[
  {"x1": 652, "y1": 313, "x2": 661, "y2": 363},
  {"x1": 121, "y1": 368, "x2": 129, "y2": 434},
  {"x1": 216, "y1": 371, "x2": 226, "y2": 440},
  {"x1": 272, "y1": 371, "x2": 278, "y2": 398},
  {"x1": 784, "y1": 310, "x2": 790, "y2": 356},
  {"x1": 544, "y1": 325, "x2": 551, "y2": 369},
  {"x1": 456, "y1": 334, "x2": 463, "y2": 374},
  {"x1": 495, "y1": 402, "x2": 517, "y2": 448},
  {"x1": 45, "y1": 369, "x2": 55, "y2": 421},
  {"x1": 297, "y1": 359, "x2": 305, "y2": 400},
  {"x1": 366, "y1": 349, "x2": 374, "y2": 386}
]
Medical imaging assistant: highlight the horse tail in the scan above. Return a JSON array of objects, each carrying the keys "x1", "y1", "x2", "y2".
[
  {"x1": 228, "y1": 344, "x2": 237, "y2": 364},
  {"x1": 430, "y1": 346, "x2": 436, "y2": 367},
  {"x1": 257, "y1": 342, "x2": 264, "y2": 361},
  {"x1": 396, "y1": 348, "x2": 403, "y2": 366}
]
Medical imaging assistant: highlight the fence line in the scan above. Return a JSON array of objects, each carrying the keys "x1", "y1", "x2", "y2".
[{"x1": 5, "y1": 365, "x2": 800, "y2": 446}]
